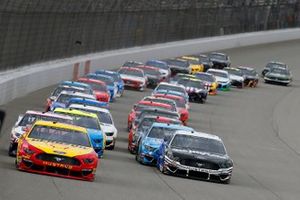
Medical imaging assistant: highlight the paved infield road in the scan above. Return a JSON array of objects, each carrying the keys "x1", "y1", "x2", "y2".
[{"x1": 1, "y1": 40, "x2": 300, "y2": 200}]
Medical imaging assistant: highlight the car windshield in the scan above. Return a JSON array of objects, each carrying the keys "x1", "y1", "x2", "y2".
[
  {"x1": 210, "y1": 53, "x2": 226, "y2": 60},
  {"x1": 196, "y1": 73, "x2": 215, "y2": 82},
  {"x1": 171, "y1": 134, "x2": 226, "y2": 155},
  {"x1": 138, "y1": 118, "x2": 155, "y2": 132},
  {"x1": 208, "y1": 71, "x2": 228, "y2": 78},
  {"x1": 87, "y1": 75, "x2": 114, "y2": 87},
  {"x1": 165, "y1": 59, "x2": 189, "y2": 68},
  {"x1": 68, "y1": 115, "x2": 100, "y2": 130},
  {"x1": 19, "y1": 114, "x2": 72, "y2": 126},
  {"x1": 225, "y1": 69, "x2": 243, "y2": 76},
  {"x1": 56, "y1": 94, "x2": 75, "y2": 104},
  {"x1": 123, "y1": 61, "x2": 143, "y2": 68},
  {"x1": 266, "y1": 63, "x2": 286, "y2": 69},
  {"x1": 157, "y1": 85, "x2": 185, "y2": 94},
  {"x1": 239, "y1": 68, "x2": 257, "y2": 76},
  {"x1": 119, "y1": 68, "x2": 144, "y2": 77},
  {"x1": 270, "y1": 68, "x2": 290, "y2": 75},
  {"x1": 178, "y1": 79, "x2": 205, "y2": 89},
  {"x1": 147, "y1": 127, "x2": 177, "y2": 140},
  {"x1": 146, "y1": 61, "x2": 169, "y2": 70},
  {"x1": 139, "y1": 111, "x2": 178, "y2": 121},
  {"x1": 28, "y1": 125, "x2": 90, "y2": 147},
  {"x1": 52, "y1": 87, "x2": 84, "y2": 97},
  {"x1": 139, "y1": 67, "x2": 161, "y2": 76},
  {"x1": 85, "y1": 82, "x2": 107, "y2": 92}
]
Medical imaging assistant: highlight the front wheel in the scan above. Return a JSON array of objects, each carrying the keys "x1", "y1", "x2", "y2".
[{"x1": 221, "y1": 178, "x2": 231, "y2": 184}]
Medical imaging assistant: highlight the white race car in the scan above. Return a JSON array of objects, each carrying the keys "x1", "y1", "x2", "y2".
[
  {"x1": 8, "y1": 110, "x2": 73, "y2": 156},
  {"x1": 68, "y1": 104, "x2": 118, "y2": 150},
  {"x1": 207, "y1": 69, "x2": 231, "y2": 91}
]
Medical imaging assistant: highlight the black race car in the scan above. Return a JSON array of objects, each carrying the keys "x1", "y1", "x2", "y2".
[
  {"x1": 208, "y1": 52, "x2": 231, "y2": 69},
  {"x1": 261, "y1": 61, "x2": 287, "y2": 77},
  {"x1": 237, "y1": 66, "x2": 259, "y2": 87},
  {"x1": 164, "y1": 58, "x2": 190, "y2": 75},
  {"x1": 198, "y1": 54, "x2": 214, "y2": 72},
  {"x1": 157, "y1": 130, "x2": 233, "y2": 184},
  {"x1": 177, "y1": 77, "x2": 208, "y2": 103}
]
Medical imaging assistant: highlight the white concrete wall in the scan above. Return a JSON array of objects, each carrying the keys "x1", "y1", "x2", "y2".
[{"x1": 1, "y1": 28, "x2": 300, "y2": 105}]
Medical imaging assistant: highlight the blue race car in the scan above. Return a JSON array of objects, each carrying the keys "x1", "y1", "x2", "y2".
[
  {"x1": 66, "y1": 97, "x2": 109, "y2": 109},
  {"x1": 86, "y1": 73, "x2": 117, "y2": 102},
  {"x1": 95, "y1": 70, "x2": 124, "y2": 97},
  {"x1": 136, "y1": 122, "x2": 194, "y2": 165}
]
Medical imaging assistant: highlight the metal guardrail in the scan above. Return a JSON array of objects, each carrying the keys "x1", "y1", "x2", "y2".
[{"x1": 0, "y1": 0, "x2": 299, "y2": 70}]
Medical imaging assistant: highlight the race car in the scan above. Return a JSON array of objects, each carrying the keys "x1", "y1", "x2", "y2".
[
  {"x1": 177, "y1": 77, "x2": 208, "y2": 103},
  {"x1": 16, "y1": 121, "x2": 98, "y2": 181},
  {"x1": 86, "y1": 73, "x2": 118, "y2": 102},
  {"x1": 8, "y1": 111, "x2": 73, "y2": 156},
  {"x1": 207, "y1": 69, "x2": 231, "y2": 91},
  {"x1": 194, "y1": 72, "x2": 218, "y2": 95},
  {"x1": 198, "y1": 54, "x2": 214, "y2": 72},
  {"x1": 179, "y1": 55, "x2": 205, "y2": 74},
  {"x1": 45, "y1": 83, "x2": 93, "y2": 111},
  {"x1": 127, "y1": 101, "x2": 173, "y2": 130},
  {"x1": 163, "y1": 58, "x2": 190, "y2": 75},
  {"x1": 95, "y1": 70, "x2": 124, "y2": 97},
  {"x1": 77, "y1": 78, "x2": 110, "y2": 102},
  {"x1": 50, "y1": 91, "x2": 96, "y2": 111},
  {"x1": 224, "y1": 67, "x2": 245, "y2": 88},
  {"x1": 53, "y1": 108, "x2": 105, "y2": 158},
  {"x1": 59, "y1": 81, "x2": 93, "y2": 92},
  {"x1": 237, "y1": 66, "x2": 259, "y2": 87},
  {"x1": 128, "y1": 116, "x2": 182, "y2": 154},
  {"x1": 135, "y1": 65, "x2": 164, "y2": 88},
  {"x1": 118, "y1": 67, "x2": 147, "y2": 91},
  {"x1": 264, "y1": 67, "x2": 292, "y2": 86},
  {"x1": 153, "y1": 93, "x2": 189, "y2": 125},
  {"x1": 153, "y1": 82, "x2": 189, "y2": 103},
  {"x1": 68, "y1": 104, "x2": 118, "y2": 150},
  {"x1": 66, "y1": 98, "x2": 109, "y2": 110},
  {"x1": 145, "y1": 60, "x2": 171, "y2": 81},
  {"x1": 136, "y1": 123, "x2": 194, "y2": 165},
  {"x1": 261, "y1": 61, "x2": 288, "y2": 77},
  {"x1": 208, "y1": 52, "x2": 231, "y2": 69},
  {"x1": 156, "y1": 130, "x2": 233, "y2": 184}
]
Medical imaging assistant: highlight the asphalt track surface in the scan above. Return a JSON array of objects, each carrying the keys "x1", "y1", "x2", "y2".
[{"x1": 1, "y1": 40, "x2": 300, "y2": 200}]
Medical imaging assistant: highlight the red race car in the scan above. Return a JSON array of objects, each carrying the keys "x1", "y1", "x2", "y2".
[
  {"x1": 153, "y1": 93, "x2": 189, "y2": 125},
  {"x1": 127, "y1": 100, "x2": 172, "y2": 130},
  {"x1": 118, "y1": 67, "x2": 147, "y2": 91},
  {"x1": 128, "y1": 115, "x2": 182, "y2": 153},
  {"x1": 78, "y1": 78, "x2": 110, "y2": 102},
  {"x1": 135, "y1": 65, "x2": 165, "y2": 88}
]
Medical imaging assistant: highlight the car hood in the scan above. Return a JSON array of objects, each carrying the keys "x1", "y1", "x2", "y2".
[
  {"x1": 120, "y1": 74, "x2": 145, "y2": 82},
  {"x1": 172, "y1": 148, "x2": 230, "y2": 164},
  {"x1": 27, "y1": 138, "x2": 94, "y2": 157},
  {"x1": 87, "y1": 129, "x2": 103, "y2": 139},
  {"x1": 229, "y1": 74, "x2": 244, "y2": 81},
  {"x1": 101, "y1": 123, "x2": 117, "y2": 133},
  {"x1": 143, "y1": 137, "x2": 163, "y2": 148},
  {"x1": 215, "y1": 76, "x2": 230, "y2": 83}
]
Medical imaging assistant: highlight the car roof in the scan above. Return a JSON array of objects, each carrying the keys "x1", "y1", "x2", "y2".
[
  {"x1": 58, "y1": 91, "x2": 95, "y2": 99},
  {"x1": 174, "y1": 130, "x2": 222, "y2": 141},
  {"x1": 119, "y1": 66, "x2": 144, "y2": 72},
  {"x1": 54, "y1": 108, "x2": 98, "y2": 118},
  {"x1": 25, "y1": 110, "x2": 73, "y2": 120},
  {"x1": 69, "y1": 104, "x2": 110, "y2": 113},
  {"x1": 207, "y1": 68, "x2": 228, "y2": 74},
  {"x1": 59, "y1": 81, "x2": 91, "y2": 89},
  {"x1": 150, "y1": 122, "x2": 194, "y2": 130},
  {"x1": 32, "y1": 120, "x2": 87, "y2": 134},
  {"x1": 78, "y1": 78, "x2": 106, "y2": 85},
  {"x1": 157, "y1": 82, "x2": 185, "y2": 89},
  {"x1": 87, "y1": 73, "x2": 114, "y2": 80},
  {"x1": 154, "y1": 93, "x2": 184, "y2": 100}
]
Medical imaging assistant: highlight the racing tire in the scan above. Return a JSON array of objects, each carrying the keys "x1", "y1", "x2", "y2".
[
  {"x1": 220, "y1": 178, "x2": 231, "y2": 184},
  {"x1": 8, "y1": 144, "x2": 16, "y2": 157},
  {"x1": 158, "y1": 162, "x2": 169, "y2": 175}
]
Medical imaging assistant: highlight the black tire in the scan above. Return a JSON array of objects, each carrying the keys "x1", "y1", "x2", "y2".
[
  {"x1": 8, "y1": 144, "x2": 16, "y2": 157},
  {"x1": 221, "y1": 178, "x2": 231, "y2": 184}
]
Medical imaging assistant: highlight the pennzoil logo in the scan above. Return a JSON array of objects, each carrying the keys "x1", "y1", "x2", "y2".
[
  {"x1": 53, "y1": 150, "x2": 66, "y2": 155},
  {"x1": 42, "y1": 161, "x2": 73, "y2": 169}
]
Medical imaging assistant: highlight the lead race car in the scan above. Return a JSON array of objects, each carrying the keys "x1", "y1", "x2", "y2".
[
  {"x1": 156, "y1": 130, "x2": 233, "y2": 184},
  {"x1": 16, "y1": 121, "x2": 98, "y2": 181}
]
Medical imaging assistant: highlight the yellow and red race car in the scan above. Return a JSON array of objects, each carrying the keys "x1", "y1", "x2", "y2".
[
  {"x1": 16, "y1": 120, "x2": 98, "y2": 181},
  {"x1": 180, "y1": 56, "x2": 205, "y2": 74}
]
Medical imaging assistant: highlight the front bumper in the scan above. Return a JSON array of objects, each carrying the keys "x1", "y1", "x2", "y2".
[
  {"x1": 16, "y1": 155, "x2": 96, "y2": 181},
  {"x1": 164, "y1": 156, "x2": 232, "y2": 182},
  {"x1": 264, "y1": 77, "x2": 291, "y2": 84},
  {"x1": 217, "y1": 83, "x2": 230, "y2": 91},
  {"x1": 230, "y1": 80, "x2": 244, "y2": 88}
]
